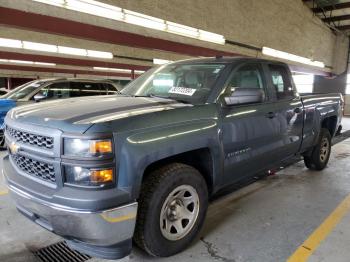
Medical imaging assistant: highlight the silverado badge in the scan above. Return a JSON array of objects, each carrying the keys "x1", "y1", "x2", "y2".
[{"x1": 9, "y1": 142, "x2": 20, "y2": 155}]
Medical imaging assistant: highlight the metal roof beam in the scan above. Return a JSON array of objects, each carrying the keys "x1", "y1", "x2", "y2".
[
  {"x1": 335, "y1": 24, "x2": 350, "y2": 30},
  {"x1": 312, "y1": 2, "x2": 350, "y2": 13},
  {"x1": 323, "y1": 14, "x2": 350, "y2": 22}
]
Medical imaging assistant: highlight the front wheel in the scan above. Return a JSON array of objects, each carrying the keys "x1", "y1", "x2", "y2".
[
  {"x1": 134, "y1": 163, "x2": 208, "y2": 257},
  {"x1": 304, "y1": 128, "x2": 331, "y2": 170}
]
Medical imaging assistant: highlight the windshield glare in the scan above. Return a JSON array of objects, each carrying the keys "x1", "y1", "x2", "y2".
[
  {"x1": 121, "y1": 63, "x2": 226, "y2": 104},
  {"x1": 5, "y1": 81, "x2": 44, "y2": 100}
]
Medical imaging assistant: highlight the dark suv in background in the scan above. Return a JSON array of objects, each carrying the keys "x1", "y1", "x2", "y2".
[
  {"x1": 0, "y1": 78, "x2": 122, "y2": 147},
  {"x1": 2, "y1": 78, "x2": 122, "y2": 103}
]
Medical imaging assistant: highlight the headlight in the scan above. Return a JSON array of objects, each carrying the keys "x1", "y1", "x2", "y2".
[
  {"x1": 65, "y1": 166, "x2": 114, "y2": 187},
  {"x1": 64, "y1": 138, "x2": 113, "y2": 157}
]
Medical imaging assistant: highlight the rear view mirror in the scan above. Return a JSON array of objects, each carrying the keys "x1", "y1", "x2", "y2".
[
  {"x1": 224, "y1": 88, "x2": 264, "y2": 106},
  {"x1": 33, "y1": 93, "x2": 47, "y2": 102}
]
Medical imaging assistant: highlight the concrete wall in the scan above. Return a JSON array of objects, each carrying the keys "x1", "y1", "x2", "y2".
[
  {"x1": 103, "y1": 0, "x2": 349, "y2": 74},
  {"x1": 344, "y1": 95, "x2": 350, "y2": 116},
  {"x1": 314, "y1": 73, "x2": 347, "y2": 94},
  {"x1": 0, "y1": 0, "x2": 349, "y2": 75}
]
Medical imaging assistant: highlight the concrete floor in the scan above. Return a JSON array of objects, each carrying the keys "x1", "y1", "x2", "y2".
[
  {"x1": 1, "y1": 119, "x2": 350, "y2": 262},
  {"x1": 341, "y1": 116, "x2": 350, "y2": 131}
]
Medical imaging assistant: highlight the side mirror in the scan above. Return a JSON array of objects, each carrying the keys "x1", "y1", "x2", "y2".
[
  {"x1": 33, "y1": 93, "x2": 47, "y2": 102},
  {"x1": 224, "y1": 88, "x2": 264, "y2": 106}
]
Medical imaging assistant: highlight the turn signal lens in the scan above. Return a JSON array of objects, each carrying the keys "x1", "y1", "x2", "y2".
[
  {"x1": 65, "y1": 166, "x2": 114, "y2": 186},
  {"x1": 89, "y1": 140, "x2": 112, "y2": 154},
  {"x1": 91, "y1": 169, "x2": 113, "y2": 183},
  {"x1": 64, "y1": 138, "x2": 113, "y2": 157}
]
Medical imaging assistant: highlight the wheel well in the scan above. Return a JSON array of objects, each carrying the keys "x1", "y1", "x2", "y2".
[
  {"x1": 143, "y1": 148, "x2": 214, "y2": 194},
  {"x1": 322, "y1": 116, "x2": 338, "y2": 136}
]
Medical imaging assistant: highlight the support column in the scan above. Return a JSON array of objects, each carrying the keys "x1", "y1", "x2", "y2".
[{"x1": 6, "y1": 77, "x2": 11, "y2": 90}]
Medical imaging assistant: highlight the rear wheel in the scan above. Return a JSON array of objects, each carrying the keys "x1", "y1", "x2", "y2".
[
  {"x1": 304, "y1": 128, "x2": 331, "y2": 170},
  {"x1": 0, "y1": 129, "x2": 5, "y2": 150},
  {"x1": 134, "y1": 163, "x2": 208, "y2": 257}
]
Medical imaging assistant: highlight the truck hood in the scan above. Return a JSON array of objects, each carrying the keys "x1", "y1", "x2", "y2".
[{"x1": 8, "y1": 95, "x2": 190, "y2": 133}]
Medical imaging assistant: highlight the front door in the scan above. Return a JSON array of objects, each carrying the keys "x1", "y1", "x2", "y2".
[{"x1": 221, "y1": 63, "x2": 281, "y2": 185}]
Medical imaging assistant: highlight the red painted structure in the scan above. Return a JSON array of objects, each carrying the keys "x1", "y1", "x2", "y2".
[
  {"x1": 0, "y1": 7, "x2": 237, "y2": 57},
  {"x1": 0, "y1": 64, "x2": 132, "y2": 78},
  {"x1": 0, "y1": 7, "x2": 330, "y2": 77},
  {"x1": 0, "y1": 51, "x2": 150, "y2": 71}
]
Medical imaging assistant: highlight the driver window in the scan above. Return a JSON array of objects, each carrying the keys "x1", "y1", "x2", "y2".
[
  {"x1": 36, "y1": 82, "x2": 70, "y2": 99},
  {"x1": 226, "y1": 64, "x2": 265, "y2": 97}
]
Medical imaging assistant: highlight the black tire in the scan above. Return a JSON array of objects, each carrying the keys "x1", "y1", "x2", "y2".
[
  {"x1": 0, "y1": 130, "x2": 5, "y2": 150},
  {"x1": 304, "y1": 128, "x2": 331, "y2": 170},
  {"x1": 134, "y1": 163, "x2": 208, "y2": 257}
]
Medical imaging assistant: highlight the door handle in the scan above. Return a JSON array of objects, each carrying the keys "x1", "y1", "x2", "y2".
[
  {"x1": 266, "y1": 112, "x2": 276, "y2": 119},
  {"x1": 294, "y1": 107, "x2": 302, "y2": 114}
]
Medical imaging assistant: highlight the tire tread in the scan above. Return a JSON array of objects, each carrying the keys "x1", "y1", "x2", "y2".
[
  {"x1": 304, "y1": 128, "x2": 331, "y2": 170},
  {"x1": 133, "y1": 163, "x2": 204, "y2": 256}
]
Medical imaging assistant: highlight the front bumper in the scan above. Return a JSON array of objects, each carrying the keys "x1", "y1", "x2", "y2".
[{"x1": 5, "y1": 174, "x2": 138, "y2": 259}]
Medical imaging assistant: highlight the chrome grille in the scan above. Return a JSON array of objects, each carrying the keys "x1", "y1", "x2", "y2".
[
  {"x1": 6, "y1": 126, "x2": 54, "y2": 149},
  {"x1": 11, "y1": 154, "x2": 56, "y2": 183}
]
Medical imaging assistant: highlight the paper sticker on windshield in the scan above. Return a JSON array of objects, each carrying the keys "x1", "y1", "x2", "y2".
[{"x1": 169, "y1": 87, "x2": 196, "y2": 96}]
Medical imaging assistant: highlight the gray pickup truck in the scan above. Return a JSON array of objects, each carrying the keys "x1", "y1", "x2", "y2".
[{"x1": 3, "y1": 57, "x2": 342, "y2": 259}]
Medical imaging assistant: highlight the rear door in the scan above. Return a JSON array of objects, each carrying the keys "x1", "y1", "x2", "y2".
[
  {"x1": 221, "y1": 62, "x2": 282, "y2": 184},
  {"x1": 264, "y1": 63, "x2": 304, "y2": 160}
]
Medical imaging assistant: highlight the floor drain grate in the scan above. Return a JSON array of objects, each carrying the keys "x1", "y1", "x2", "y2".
[{"x1": 33, "y1": 241, "x2": 91, "y2": 262}]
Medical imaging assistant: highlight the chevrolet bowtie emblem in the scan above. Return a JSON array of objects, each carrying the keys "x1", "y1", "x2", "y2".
[{"x1": 9, "y1": 142, "x2": 20, "y2": 155}]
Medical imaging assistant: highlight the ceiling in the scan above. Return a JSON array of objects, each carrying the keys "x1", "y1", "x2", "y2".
[
  {"x1": 304, "y1": 0, "x2": 350, "y2": 33},
  {"x1": 0, "y1": 0, "x2": 343, "y2": 80}
]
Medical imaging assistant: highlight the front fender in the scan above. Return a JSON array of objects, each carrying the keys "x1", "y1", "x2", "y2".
[{"x1": 116, "y1": 119, "x2": 220, "y2": 199}]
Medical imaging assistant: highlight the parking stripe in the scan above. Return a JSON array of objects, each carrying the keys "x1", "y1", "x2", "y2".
[
  {"x1": 0, "y1": 190, "x2": 8, "y2": 196},
  {"x1": 287, "y1": 194, "x2": 350, "y2": 262}
]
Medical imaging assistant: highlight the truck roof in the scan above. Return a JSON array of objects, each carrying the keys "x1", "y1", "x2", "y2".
[
  {"x1": 171, "y1": 56, "x2": 288, "y2": 66},
  {"x1": 32, "y1": 78, "x2": 116, "y2": 83}
]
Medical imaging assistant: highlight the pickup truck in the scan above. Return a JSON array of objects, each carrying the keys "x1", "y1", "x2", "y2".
[{"x1": 3, "y1": 57, "x2": 342, "y2": 259}]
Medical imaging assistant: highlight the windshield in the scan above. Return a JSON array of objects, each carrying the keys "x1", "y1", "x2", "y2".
[
  {"x1": 4, "y1": 81, "x2": 44, "y2": 100},
  {"x1": 121, "y1": 63, "x2": 227, "y2": 104}
]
